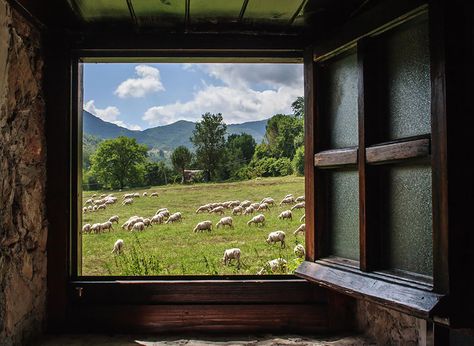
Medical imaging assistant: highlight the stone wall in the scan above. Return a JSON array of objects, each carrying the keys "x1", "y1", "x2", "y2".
[{"x1": 0, "y1": 0, "x2": 47, "y2": 345}]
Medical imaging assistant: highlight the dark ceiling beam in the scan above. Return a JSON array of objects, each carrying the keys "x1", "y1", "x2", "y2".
[
  {"x1": 126, "y1": 0, "x2": 139, "y2": 31},
  {"x1": 238, "y1": 0, "x2": 250, "y2": 22},
  {"x1": 288, "y1": 0, "x2": 307, "y2": 26},
  {"x1": 184, "y1": 0, "x2": 190, "y2": 33}
]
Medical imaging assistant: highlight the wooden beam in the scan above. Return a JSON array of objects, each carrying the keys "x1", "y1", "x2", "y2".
[
  {"x1": 314, "y1": 148, "x2": 358, "y2": 168},
  {"x1": 366, "y1": 138, "x2": 430, "y2": 164}
]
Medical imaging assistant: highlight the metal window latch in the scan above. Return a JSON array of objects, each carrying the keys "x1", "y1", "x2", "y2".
[{"x1": 75, "y1": 286, "x2": 84, "y2": 298}]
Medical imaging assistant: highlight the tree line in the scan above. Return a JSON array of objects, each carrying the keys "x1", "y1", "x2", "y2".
[{"x1": 83, "y1": 96, "x2": 304, "y2": 190}]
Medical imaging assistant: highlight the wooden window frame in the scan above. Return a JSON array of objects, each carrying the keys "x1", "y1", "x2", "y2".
[{"x1": 296, "y1": 4, "x2": 449, "y2": 321}]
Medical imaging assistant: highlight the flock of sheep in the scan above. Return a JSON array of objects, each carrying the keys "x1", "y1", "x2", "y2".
[{"x1": 82, "y1": 190, "x2": 306, "y2": 275}]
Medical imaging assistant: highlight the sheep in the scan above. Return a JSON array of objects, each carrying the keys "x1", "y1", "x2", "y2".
[
  {"x1": 257, "y1": 203, "x2": 270, "y2": 211},
  {"x1": 123, "y1": 193, "x2": 133, "y2": 199},
  {"x1": 155, "y1": 208, "x2": 169, "y2": 215},
  {"x1": 293, "y1": 223, "x2": 305, "y2": 236},
  {"x1": 260, "y1": 197, "x2": 275, "y2": 206},
  {"x1": 111, "y1": 239, "x2": 124, "y2": 254},
  {"x1": 151, "y1": 214, "x2": 164, "y2": 224},
  {"x1": 295, "y1": 196, "x2": 305, "y2": 202},
  {"x1": 300, "y1": 214, "x2": 305, "y2": 222},
  {"x1": 222, "y1": 248, "x2": 241, "y2": 267},
  {"x1": 91, "y1": 194, "x2": 97, "y2": 198},
  {"x1": 133, "y1": 193, "x2": 140, "y2": 198},
  {"x1": 82, "y1": 223, "x2": 91, "y2": 234},
  {"x1": 196, "y1": 205, "x2": 211, "y2": 213},
  {"x1": 166, "y1": 212, "x2": 182, "y2": 224},
  {"x1": 257, "y1": 258, "x2": 288, "y2": 275},
  {"x1": 240, "y1": 200, "x2": 251, "y2": 208},
  {"x1": 109, "y1": 215, "x2": 119, "y2": 224},
  {"x1": 279, "y1": 196, "x2": 295, "y2": 206},
  {"x1": 100, "y1": 194, "x2": 107, "y2": 198},
  {"x1": 228, "y1": 200, "x2": 241, "y2": 208},
  {"x1": 92, "y1": 205, "x2": 98, "y2": 211},
  {"x1": 250, "y1": 202, "x2": 260, "y2": 210},
  {"x1": 91, "y1": 223, "x2": 102, "y2": 233},
  {"x1": 85, "y1": 198, "x2": 94, "y2": 205},
  {"x1": 104, "y1": 197, "x2": 117, "y2": 205},
  {"x1": 122, "y1": 198, "x2": 133, "y2": 205},
  {"x1": 284, "y1": 194, "x2": 293, "y2": 198},
  {"x1": 143, "y1": 192, "x2": 148, "y2": 197},
  {"x1": 247, "y1": 214, "x2": 265, "y2": 227},
  {"x1": 243, "y1": 206, "x2": 255, "y2": 215},
  {"x1": 294, "y1": 244, "x2": 305, "y2": 258},
  {"x1": 157, "y1": 210, "x2": 170, "y2": 219},
  {"x1": 193, "y1": 220, "x2": 213, "y2": 232},
  {"x1": 291, "y1": 202, "x2": 305, "y2": 211},
  {"x1": 216, "y1": 216, "x2": 233, "y2": 229},
  {"x1": 278, "y1": 210, "x2": 293, "y2": 221},
  {"x1": 266, "y1": 230, "x2": 286, "y2": 248},
  {"x1": 232, "y1": 206, "x2": 243, "y2": 215},
  {"x1": 210, "y1": 206, "x2": 225, "y2": 215},
  {"x1": 97, "y1": 203, "x2": 107, "y2": 210},
  {"x1": 82, "y1": 207, "x2": 88, "y2": 214},
  {"x1": 100, "y1": 221, "x2": 114, "y2": 232},
  {"x1": 150, "y1": 192, "x2": 158, "y2": 197},
  {"x1": 87, "y1": 206, "x2": 93, "y2": 213},
  {"x1": 143, "y1": 218, "x2": 152, "y2": 227},
  {"x1": 131, "y1": 222, "x2": 145, "y2": 232}
]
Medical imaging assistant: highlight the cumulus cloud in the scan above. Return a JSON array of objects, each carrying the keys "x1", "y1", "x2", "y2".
[
  {"x1": 84, "y1": 100, "x2": 142, "y2": 131},
  {"x1": 115, "y1": 65, "x2": 165, "y2": 98}
]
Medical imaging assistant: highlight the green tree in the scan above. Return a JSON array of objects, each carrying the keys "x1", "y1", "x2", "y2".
[
  {"x1": 190, "y1": 113, "x2": 227, "y2": 181},
  {"x1": 291, "y1": 96, "x2": 304, "y2": 118},
  {"x1": 90, "y1": 136, "x2": 148, "y2": 189},
  {"x1": 265, "y1": 114, "x2": 303, "y2": 159},
  {"x1": 171, "y1": 146, "x2": 193, "y2": 183},
  {"x1": 226, "y1": 133, "x2": 256, "y2": 164},
  {"x1": 292, "y1": 146, "x2": 305, "y2": 176},
  {"x1": 144, "y1": 161, "x2": 173, "y2": 186}
]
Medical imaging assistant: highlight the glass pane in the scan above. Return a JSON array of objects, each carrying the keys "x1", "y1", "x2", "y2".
[
  {"x1": 379, "y1": 14, "x2": 431, "y2": 140},
  {"x1": 327, "y1": 169, "x2": 359, "y2": 260},
  {"x1": 380, "y1": 164, "x2": 432, "y2": 276},
  {"x1": 320, "y1": 49, "x2": 358, "y2": 148}
]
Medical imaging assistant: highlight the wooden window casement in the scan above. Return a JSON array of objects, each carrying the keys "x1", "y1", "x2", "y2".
[{"x1": 296, "y1": 7, "x2": 448, "y2": 320}]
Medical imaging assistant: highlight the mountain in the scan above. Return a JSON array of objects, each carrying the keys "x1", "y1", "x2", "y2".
[{"x1": 83, "y1": 110, "x2": 268, "y2": 151}]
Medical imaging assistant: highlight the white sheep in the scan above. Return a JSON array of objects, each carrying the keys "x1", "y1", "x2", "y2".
[
  {"x1": 196, "y1": 205, "x2": 211, "y2": 213},
  {"x1": 257, "y1": 258, "x2": 288, "y2": 275},
  {"x1": 87, "y1": 206, "x2": 93, "y2": 213},
  {"x1": 133, "y1": 193, "x2": 140, "y2": 198},
  {"x1": 232, "y1": 206, "x2": 243, "y2": 215},
  {"x1": 260, "y1": 197, "x2": 275, "y2": 206},
  {"x1": 150, "y1": 192, "x2": 158, "y2": 197},
  {"x1": 193, "y1": 220, "x2": 213, "y2": 232},
  {"x1": 210, "y1": 206, "x2": 225, "y2": 215},
  {"x1": 123, "y1": 193, "x2": 133, "y2": 199},
  {"x1": 151, "y1": 214, "x2": 164, "y2": 224},
  {"x1": 240, "y1": 200, "x2": 251, "y2": 208},
  {"x1": 228, "y1": 200, "x2": 241, "y2": 208},
  {"x1": 293, "y1": 223, "x2": 305, "y2": 236},
  {"x1": 85, "y1": 198, "x2": 94, "y2": 205},
  {"x1": 143, "y1": 218, "x2": 152, "y2": 227},
  {"x1": 216, "y1": 216, "x2": 233, "y2": 229},
  {"x1": 266, "y1": 230, "x2": 286, "y2": 248},
  {"x1": 131, "y1": 222, "x2": 145, "y2": 231},
  {"x1": 109, "y1": 215, "x2": 119, "y2": 224},
  {"x1": 243, "y1": 206, "x2": 255, "y2": 215},
  {"x1": 300, "y1": 214, "x2": 305, "y2": 222},
  {"x1": 155, "y1": 207, "x2": 169, "y2": 215},
  {"x1": 279, "y1": 196, "x2": 295, "y2": 206},
  {"x1": 278, "y1": 210, "x2": 293, "y2": 221},
  {"x1": 100, "y1": 221, "x2": 114, "y2": 232},
  {"x1": 82, "y1": 207, "x2": 88, "y2": 214},
  {"x1": 91, "y1": 194, "x2": 97, "y2": 198},
  {"x1": 250, "y1": 202, "x2": 260, "y2": 209},
  {"x1": 294, "y1": 244, "x2": 305, "y2": 258},
  {"x1": 222, "y1": 248, "x2": 241, "y2": 267},
  {"x1": 166, "y1": 212, "x2": 182, "y2": 223},
  {"x1": 91, "y1": 223, "x2": 102, "y2": 233},
  {"x1": 295, "y1": 196, "x2": 305, "y2": 202},
  {"x1": 97, "y1": 203, "x2": 107, "y2": 210},
  {"x1": 257, "y1": 203, "x2": 270, "y2": 211},
  {"x1": 291, "y1": 202, "x2": 305, "y2": 211},
  {"x1": 143, "y1": 192, "x2": 148, "y2": 197},
  {"x1": 157, "y1": 210, "x2": 170, "y2": 219},
  {"x1": 247, "y1": 214, "x2": 265, "y2": 227},
  {"x1": 111, "y1": 239, "x2": 124, "y2": 254},
  {"x1": 122, "y1": 198, "x2": 133, "y2": 205},
  {"x1": 82, "y1": 223, "x2": 91, "y2": 234},
  {"x1": 284, "y1": 194, "x2": 293, "y2": 198}
]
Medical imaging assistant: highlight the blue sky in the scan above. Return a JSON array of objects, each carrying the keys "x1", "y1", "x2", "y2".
[{"x1": 84, "y1": 63, "x2": 303, "y2": 130}]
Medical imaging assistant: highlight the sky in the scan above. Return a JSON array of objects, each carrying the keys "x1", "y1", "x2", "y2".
[{"x1": 83, "y1": 63, "x2": 303, "y2": 131}]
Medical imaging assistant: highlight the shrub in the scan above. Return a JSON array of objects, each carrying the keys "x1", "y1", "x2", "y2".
[{"x1": 292, "y1": 146, "x2": 304, "y2": 176}]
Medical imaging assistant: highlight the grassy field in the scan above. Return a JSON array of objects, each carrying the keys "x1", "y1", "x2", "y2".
[{"x1": 81, "y1": 176, "x2": 305, "y2": 276}]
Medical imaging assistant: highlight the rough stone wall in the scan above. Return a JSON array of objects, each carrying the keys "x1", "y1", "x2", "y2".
[
  {"x1": 355, "y1": 300, "x2": 429, "y2": 345},
  {"x1": 0, "y1": 0, "x2": 47, "y2": 345}
]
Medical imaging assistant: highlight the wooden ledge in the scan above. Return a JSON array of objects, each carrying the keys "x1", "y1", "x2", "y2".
[
  {"x1": 366, "y1": 138, "x2": 430, "y2": 164},
  {"x1": 295, "y1": 260, "x2": 445, "y2": 319},
  {"x1": 314, "y1": 148, "x2": 358, "y2": 168}
]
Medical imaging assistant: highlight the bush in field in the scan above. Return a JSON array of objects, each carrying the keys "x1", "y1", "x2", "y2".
[
  {"x1": 250, "y1": 157, "x2": 293, "y2": 177},
  {"x1": 292, "y1": 146, "x2": 305, "y2": 176}
]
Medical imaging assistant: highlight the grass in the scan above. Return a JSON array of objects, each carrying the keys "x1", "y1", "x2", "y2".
[{"x1": 81, "y1": 176, "x2": 305, "y2": 276}]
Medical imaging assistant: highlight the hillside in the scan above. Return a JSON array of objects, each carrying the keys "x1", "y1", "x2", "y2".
[{"x1": 83, "y1": 110, "x2": 268, "y2": 151}]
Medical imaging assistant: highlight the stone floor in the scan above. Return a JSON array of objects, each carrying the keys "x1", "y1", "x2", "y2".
[{"x1": 37, "y1": 334, "x2": 374, "y2": 346}]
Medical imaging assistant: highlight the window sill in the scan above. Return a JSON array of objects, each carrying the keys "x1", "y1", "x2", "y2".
[{"x1": 295, "y1": 259, "x2": 445, "y2": 319}]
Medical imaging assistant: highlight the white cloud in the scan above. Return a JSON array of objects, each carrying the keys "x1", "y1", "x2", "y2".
[
  {"x1": 142, "y1": 83, "x2": 303, "y2": 126},
  {"x1": 84, "y1": 100, "x2": 142, "y2": 131},
  {"x1": 114, "y1": 65, "x2": 165, "y2": 98}
]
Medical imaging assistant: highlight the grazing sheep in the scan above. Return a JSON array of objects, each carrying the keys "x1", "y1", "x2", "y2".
[
  {"x1": 109, "y1": 215, "x2": 119, "y2": 224},
  {"x1": 91, "y1": 223, "x2": 102, "y2": 233},
  {"x1": 122, "y1": 198, "x2": 133, "y2": 205},
  {"x1": 216, "y1": 216, "x2": 233, "y2": 229},
  {"x1": 291, "y1": 202, "x2": 305, "y2": 211},
  {"x1": 91, "y1": 194, "x2": 97, "y2": 198},
  {"x1": 294, "y1": 244, "x2": 305, "y2": 258},
  {"x1": 293, "y1": 223, "x2": 305, "y2": 236},
  {"x1": 284, "y1": 194, "x2": 293, "y2": 198},
  {"x1": 92, "y1": 205, "x2": 98, "y2": 211},
  {"x1": 143, "y1": 192, "x2": 148, "y2": 197},
  {"x1": 257, "y1": 203, "x2": 270, "y2": 211},
  {"x1": 210, "y1": 206, "x2": 225, "y2": 215},
  {"x1": 156, "y1": 208, "x2": 169, "y2": 215},
  {"x1": 257, "y1": 258, "x2": 288, "y2": 275},
  {"x1": 150, "y1": 192, "x2": 158, "y2": 197},
  {"x1": 123, "y1": 193, "x2": 133, "y2": 199},
  {"x1": 133, "y1": 193, "x2": 140, "y2": 198},
  {"x1": 279, "y1": 196, "x2": 295, "y2": 206},
  {"x1": 82, "y1": 207, "x2": 88, "y2": 213},
  {"x1": 82, "y1": 224, "x2": 91, "y2": 234},
  {"x1": 151, "y1": 214, "x2": 164, "y2": 224},
  {"x1": 196, "y1": 205, "x2": 211, "y2": 213},
  {"x1": 260, "y1": 197, "x2": 275, "y2": 206},
  {"x1": 266, "y1": 231, "x2": 286, "y2": 248},
  {"x1": 100, "y1": 221, "x2": 114, "y2": 232},
  {"x1": 250, "y1": 202, "x2": 260, "y2": 210},
  {"x1": 228, "y1": 200, "x2": 241, "y2": 208},
  {"x1": 295, "y1": 196, "x2": 305, "y2": 202},
  {"x1": 85, "y1": 198, "x2": 94, "y2": 205},
  {"x1": 157, "y1": 211, "x2": 169, "y2": 220},
  {"x1": 232, "y1": 206, "x2": 243, "y2": 215},
  {"x1": 87, "y1": 206, "x2": 93, "y2": 213},
  {"x1": 104, "y1": 198, "x2": 116, "y2": 205},
  {"x1": 278, "y1": 210, "x2": 293, "y2": 221},
  {"x1": 300, "y1": 214, "x2": 305, "y2": 222},
  {"x1": 97, "y1": 203, "x2": 107, "y2": 210},
  {"x1": 111, "y1": 239, "x2": 124, "y2": 254},
  {"x1": 131, "y1": 222, "x2": 145, "y2": 232},
  {"x1": 193, "y1": 220, "x2": 213, "y2": 232},
  {"x1": 240, "y1": 200, "x2": 251, "y2": 208},
  {"x1": 247, "y1": 214, "x2": 266, "y2": 227},
  {"x1": 143, "y1": 218, "x2": 152, "y2": 227},
  {"x1": 243, "y1": 206, "x2": 255, "y2": 215},
  {"x1": 222, "y1": 248, "x2": 241, "y2": 267},
  {"x1": 166, "y1": 212, "x2": 182, "y2": 224}
]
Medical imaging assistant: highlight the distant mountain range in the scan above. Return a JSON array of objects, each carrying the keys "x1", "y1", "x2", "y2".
[{"x1": 83, "y1": 110, "x2": 268, "y2": 151}]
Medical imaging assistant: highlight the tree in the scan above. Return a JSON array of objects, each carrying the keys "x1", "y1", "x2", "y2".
[
  {"x1": 264, "y1": 114, "x2": 303, "y2": 159},
  {"x1": 226, "y1": 133, "x2": 256, "y2": 164},
  {"x1": 190, "y1": 113, "x2": 227, "y2": 181},
  {"x1": 90, "y1": 136, "x2": 148, "y2": 189},
  {"x1": 291, "y1": 96, "x2": 304, "y2": 118},
  {"x1": 144, "y1": 161, "x2": 174, "y2": 186},
  {"x1": 171, "y1": 146, "x2": 193, "y2": 183},
  {"x1": 292, "y1": 146, "x2": 305, "y2": 176}
]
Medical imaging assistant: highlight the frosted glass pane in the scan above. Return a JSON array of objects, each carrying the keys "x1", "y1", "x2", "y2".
[
  {"x1": 380, "y1": 15, "x2": 431, "y2": 139},
  {"x1": 320, "y1": 50, "x2": 358, "y2": 148},
  {"x1": 380, "y1": 164, "x2": 432, "y2": 276},
  {"x1": 327, "y1": 170, "x2": 359, "y2": 260}
]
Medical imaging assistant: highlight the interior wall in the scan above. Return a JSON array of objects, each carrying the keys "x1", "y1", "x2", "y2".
[{"x1": 0, "y1": 0, "x2": 47, "y2": 344}]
